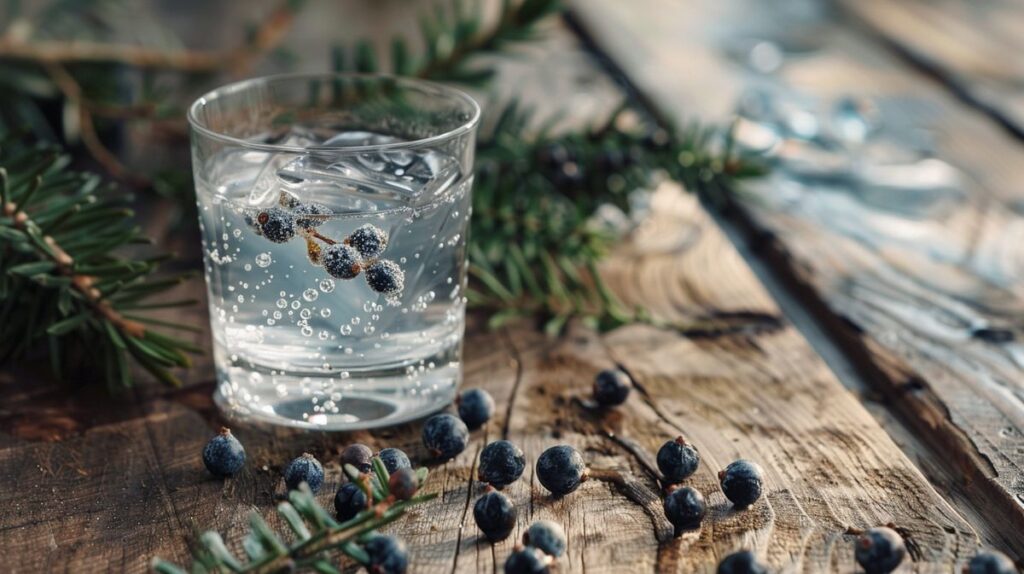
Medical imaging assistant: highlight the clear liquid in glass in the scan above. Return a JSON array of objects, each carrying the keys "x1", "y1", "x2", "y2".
[{"x1": 195, "y1": 128, "x2": 472, "y2": 429}]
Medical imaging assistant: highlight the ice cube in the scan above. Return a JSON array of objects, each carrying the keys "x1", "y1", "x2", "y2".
[
  {"x1": 274, "y1": 148, "x2": 460, "y2": 211},
  {"x1": 244, "y1": 128, "x2": 321, "y2": 207},
  {"x1": 247, "y1": 152, "x2": 299, "y2": 207}
]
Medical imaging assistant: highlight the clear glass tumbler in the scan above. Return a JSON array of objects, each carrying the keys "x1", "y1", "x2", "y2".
[{"x1": 188, "y1": 74, "x2": 479, "y2": 430}]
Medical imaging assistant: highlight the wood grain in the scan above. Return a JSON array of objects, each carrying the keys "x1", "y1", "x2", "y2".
[
  {"x1": 0, "y1": 6, "x2": 1002, "y2": 574},
  {"x1": 568, "y1": 0, "x2": 1024, "y2": 558},
  {"x1": 839, "y1": 0, "x2": 1024, "y2": 138},
  {"x1": 0, "y1": 181, "x2": 984, "y2": 572}
]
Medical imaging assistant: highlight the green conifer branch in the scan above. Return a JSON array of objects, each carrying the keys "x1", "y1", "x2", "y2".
[
  {"x1": 151, "y1": 461, "x2": 435, "y2": 574},
  {"x1": 0, "y1": 134, "x2": 198, "y2": 388}
]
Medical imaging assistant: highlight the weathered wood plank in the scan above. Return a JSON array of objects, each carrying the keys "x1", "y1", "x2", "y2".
[
  {"x1": 839, "y1": 0, "x2": 1024, "y2": 138},
  {"x1": 568, "y1": 0, "x2": 1024, "y2": 558},
  {"x1": 0, "y1": 6, "x2": 996, "y2": 574}
]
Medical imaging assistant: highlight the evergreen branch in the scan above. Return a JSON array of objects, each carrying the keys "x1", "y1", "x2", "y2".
[
  {"x1": 152, "y1": 460, "x2": 435, "y2": 574},
  {"x1": 333, "y1": 0, "x2": 561, "y2": 86},
  {"x1": 466, "y1": 101, "x2": 762, "y2": 334},
  {"x1": 0, "y1": 135, "x2": 196, "y2": 389},
  {"x1": 414, "y1": 0, "x2": 561, "y2": 83}
]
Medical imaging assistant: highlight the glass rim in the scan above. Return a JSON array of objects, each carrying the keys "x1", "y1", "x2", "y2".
[{"x1": 187, "y1": 72, "x2": 482, "y2": 154}]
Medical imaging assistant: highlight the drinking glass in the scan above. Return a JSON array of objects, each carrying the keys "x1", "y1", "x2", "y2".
[{"x1": 188, "y1": 74, "x2": 479, "y2": 430}]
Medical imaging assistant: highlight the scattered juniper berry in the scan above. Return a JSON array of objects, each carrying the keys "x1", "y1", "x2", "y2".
[
  {"x1": 718, "y1": 460, "x2": 764, "y2": 509},
  {"x1": 341, "y1": 443, "x2": 374, "y2": 473},
  {"x1": 592, "y1": 369, "x2": 631, "y2": 406},
  {"x1": 478, "y1": 440, "x2": 526, "y2": 488},
  {"x1": 283, "y1": 453, "x2": 324, "y2": 493},
  {"x1": 855, "y1": 527, "x2": 906, "y2": 574},
  {"x1": 536, "y1": 445, "x2": 588, "y2": 496},
  {"x1": 964, "y1": 550, "x2": 1017, "y2": 574},
  {"x1": 365, "y1": 259, "x2": 405, "y2": 296},
  {"x1": 322, "y1": 244, "x2": 363, "y2": 279},
  {"x1": 293, "y1": 202, "x2": 329, "y2": 229},
  {"x1": 504, "y1": 546, "x2": 550, "y2": 574},
  {"x1": 523, "y1": 520, "x2": 567, "y2": 558},
  {"x1": 717, "y1": 550, "x2": 768, "y2": 574},
  {"x1": 474, "y1": 488, "x2": 517, "y2": 542},
  {"x1": 258, "y1": 208, "x2": 295, "y2": 243},
  {"x1": 457, "y1": 387, "x2": 495, "y2": 429},
  {"x1": 334, "y1": 482, "x2": 369, "y2": 521},
  {"x1": 364, "y1": 534, "x2": 409, "y2": 574},
  {"x1": 347, "y1": 224, "x2": 389, "y2": 258},
  {"x1": 663, "y1": 486, "x2": 706, "y2": 535},
  {"x1": 378, "y1": 447, "x2": 412, "y2": 474},
  {"x1": 202, "y1": 427, "x2": 246, "y2": 478},
  {"x1": 422, "y1": 413, "x2": 469, "y2": 461},
  {"x1": 389, "y1": 467, "x2": 419, "y2": 500},
  {"x1": 657, "y1": 436, "x2": 700, "y2": 484}
]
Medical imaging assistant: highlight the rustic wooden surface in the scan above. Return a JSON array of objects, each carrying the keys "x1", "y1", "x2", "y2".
[
  {"x1": 839, "y1": 0, "x2": 1024, "y2": 138},
  {"x1": 0, "y1": 4, "x2": 1018, "y2": 574},
  {"x1": 568, "y1": 0, "x2": 1024, "y2": 558},
  {"x1": 0, "y1": 184, "x2": 984, "y2": 573}
]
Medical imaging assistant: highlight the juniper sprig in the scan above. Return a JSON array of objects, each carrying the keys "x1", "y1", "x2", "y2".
[
  {"x1": 152, "y1": 460, "x2": 434, "y2": 574},
  {"x1": 0, "y1": 134, "x2": 198, "y2": 388}
]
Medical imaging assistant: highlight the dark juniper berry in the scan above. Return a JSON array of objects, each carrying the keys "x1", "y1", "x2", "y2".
[
  {"x1": 536, "y1": 445, "x2": 588, "y2": 496},
  {"x1": 717, "y1": 550, "x2": 768, "y2": 574},
  {"x1": 718, "y1": 459, "x2": 764, "y2": 509},
  {"x1": 478, "y1": 440, "x2": 526, "y2": 488},
  {"x1": 504, "y1": 546, "x2": 550, "y2": 574},
  {"x1": 257, "y1": 208, "x2": 295, "y2": 243},
  {"x1": 422, "y1": 413, "x2": 469, "y2": 461},
  {"x1": 283, "y1": 453, "x2": 324, "y2": 493},
  {"x1": 341, "y1": 443, "x2": 374, "y2": 473},
  {"x1": 523, "y1": 520, "x2": 567, "y2": 558},
  {"x1": 364, "y1": 534, "x2": 409, "y2": 574},
  {"x1": 378, "y1": 447, "x2": 412, "y2": 474},
  {"x1": 365, "y1": 259, "x2": 405, "y2": 296},
  {"x1": 389, "y1": 468, "x2": 419, "y2": 500},
  {"x1": 334, "y1": 482, "x2": 369, "y2": 522},
  {"x1": 855, "y1": 527, "x2": 906, "y2": 574},
  {"x1": 663, "y1": 486, "x2": 706, "y2": 536},
  {"x1": 322, "y1": 243, "x2": 363, "y2": 279},
  {"x1": 592, "y1": 369, "x2": 631, "y2": 407},
  {"x1": 657, "y1": 436, "x2": 700, "y2": 484},
  {"x1": 964, "y1": 550, "x2": 1017, "y2": 574},
  {"x1": 202, "y1": 427, "x2": 246, "y2": 478},
  {"x1": 457, "y1": 388, "x2": 496, "y2": 429},
  {"x1": 347, "y1": 224, "x2": 389, "y2": 259},
  {"x1": 474, "y1": 488, "x2": 517, "y2": 542}
]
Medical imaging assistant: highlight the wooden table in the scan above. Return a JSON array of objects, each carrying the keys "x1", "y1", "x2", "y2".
[{"x1": 1, "y1": 2, "x2": 1022, "y2": 572}]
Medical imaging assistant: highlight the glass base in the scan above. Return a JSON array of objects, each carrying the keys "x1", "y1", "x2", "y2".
[{"x1": 213, "y1": 367, "x2": 457, "y2": 431}]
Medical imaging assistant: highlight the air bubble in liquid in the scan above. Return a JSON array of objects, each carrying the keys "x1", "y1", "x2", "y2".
[
  {"x1": 319, "y1": 279, "x2": 335, "y2": 293},
  {"x1": 320, "y1": 308, "x2": 332, "y2": 318},
  {"x1": 340, "y1": 324, "x2": 352, "y2": 335},
  {"x1": 255, "y1": 252, "x2": 272, "y2": 267},
  {"x1": 303, "y1": 289, "x2": 319, "y2": 302}
]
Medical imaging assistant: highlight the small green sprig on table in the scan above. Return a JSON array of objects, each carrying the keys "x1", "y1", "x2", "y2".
[
  {"x1": 0, "y1": 134, "x2": 199, "y2": 388},
  {"x1": 151, "y1": 459, "x2": 435, "y2": 574},
  {"x1": 467, "y1": 102, "x2": 757, "y2": 334}
]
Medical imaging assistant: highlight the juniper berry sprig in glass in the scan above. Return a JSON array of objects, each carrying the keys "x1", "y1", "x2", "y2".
[
  {"x1": 152, "y1": 457, "x2": 435, "y2": 574},
  {"x1": 247, "y1": 191, "x2": 406, "y2": 298},
  {"x1": 0, "y1": 135, "x2": 199, "y2": 389}
]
